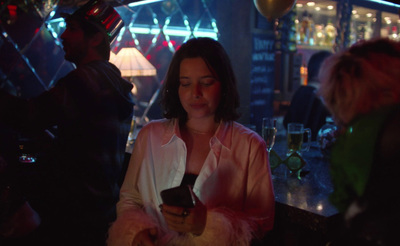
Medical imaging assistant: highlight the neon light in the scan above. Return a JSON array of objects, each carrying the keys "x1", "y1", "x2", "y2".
[
  {"x1": 47, "y1": 17, "x2": 63, "y2": 23},
  {"x1": 44, "y1": 1, "x2": 219, "y2": 44},
  {"x1": 128, "y1": 0, "x2": 165, "y2": 7},
  {"x1": 116, "y1": 26, "x2": 125, "y2": 42},
  {"x1": 130, "y1": 25, "x2": 217, "y2": 39},
  {"x1": 366, "y1": 0, "x2": 400, "y2": 8}
]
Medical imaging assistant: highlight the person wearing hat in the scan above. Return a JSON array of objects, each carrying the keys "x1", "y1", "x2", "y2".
[{"x1": 0, "y1": 0, "x2": 134, "y2": 245}]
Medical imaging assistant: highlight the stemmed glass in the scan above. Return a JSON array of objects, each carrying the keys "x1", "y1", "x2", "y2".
[{"x1": 262, "y1": 117, "x2": 277, "y2": 154}]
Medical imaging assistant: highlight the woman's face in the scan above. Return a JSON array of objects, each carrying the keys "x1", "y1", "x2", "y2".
[{"x1": 178, "y1": 57, "x2": 221, "y2": 121}]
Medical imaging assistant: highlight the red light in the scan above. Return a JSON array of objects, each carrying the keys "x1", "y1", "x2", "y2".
[{"x1": 8, "y1": 5, "x2": 17, "y2": 17}]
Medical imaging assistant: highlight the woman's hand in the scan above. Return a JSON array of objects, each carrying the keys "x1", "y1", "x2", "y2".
[
  {"x1": 160, "y1": 194, "x2": 207, "y2": 235},
  {"x1": 132, "y1": 228, "x2": 157, "y2": 246}
]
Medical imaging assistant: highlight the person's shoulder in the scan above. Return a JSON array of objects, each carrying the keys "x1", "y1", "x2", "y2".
[
  {"x1": 227, "y1": 122, "x2": 267, "y2": 152},
  {"x1": 58, "y1": 68, "x2": 80, "y2": 81},
  {"x1": 137, "y1": 119, "x2": 173, "y2": 136},
  {"x1": 295, "y1": 85, "x2": 317, "y2": 94},
  {"x1": 141, "y1": 118, "x2": 170, "y2": 129},
  {"x1": 67, "y1": 61, "x2": 109, "y2": 78},
  {"x1": 56, "y1": 66, "x2": 90, "y2": 86},
  {"x1": 50, "y1": 69, "x2": 80, "y2": 90},
  {"x1": 231, "y1": 122, "x2": 264, "y2": 143},
  {"x1": 288, "y1": 86, "x2": 317, "y2": 105}
]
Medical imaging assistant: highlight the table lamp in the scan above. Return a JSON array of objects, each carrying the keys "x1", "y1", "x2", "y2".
[{"x1": 111, "y1": 47, "x2": 158, "y2": 139}]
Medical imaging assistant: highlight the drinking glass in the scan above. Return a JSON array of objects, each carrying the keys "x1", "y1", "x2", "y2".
[
  {"x1": 262, "y1": 117, "x2": 277, "y2": 153},
  {"x1": 127, "y1": 116, "x2": 137, "y2": 146},
  {"x1": 286, "y1": 123, "x2": 311, "y2": 156}
]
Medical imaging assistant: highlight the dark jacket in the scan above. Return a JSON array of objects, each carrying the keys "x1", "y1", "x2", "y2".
[
  {"x1": 283, "y1": 85, "x2": 330, "y2": 140},
  {"x1": 0, "y1": 60, "x2": 134, "y2": 245}
]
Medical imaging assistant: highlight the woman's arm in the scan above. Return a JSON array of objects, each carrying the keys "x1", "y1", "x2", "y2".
[
  {"x1": 107, "y1": 128, "x2": 158, "y2": 246},
  {"x1": 194, "y1": 135, "x2": 275, "y2": 246}
]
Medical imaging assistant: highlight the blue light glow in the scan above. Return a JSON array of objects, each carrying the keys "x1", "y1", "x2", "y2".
[
  {"x1": 366, "y1": 0, "x2": 400, "y2": 8},
  {"x1": 131, "y1": 24, "x2": 217, "y2": 39},
  {"x1": 128, "y1": 0, "x2": 165, "y2": 7}
]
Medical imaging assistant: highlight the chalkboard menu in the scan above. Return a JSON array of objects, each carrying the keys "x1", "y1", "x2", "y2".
[{"x1": 250, "y1": 32, "x2": 275, "y2": 132}]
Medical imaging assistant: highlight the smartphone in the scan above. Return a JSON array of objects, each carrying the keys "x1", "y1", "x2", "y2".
[{"x1": 160, "y1": 185, "x2": 195, "y2": 208}]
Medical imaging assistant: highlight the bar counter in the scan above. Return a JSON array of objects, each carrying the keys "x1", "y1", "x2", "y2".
[{"x1": 268, "y1": 139, "x2": 342, "y2": 245}]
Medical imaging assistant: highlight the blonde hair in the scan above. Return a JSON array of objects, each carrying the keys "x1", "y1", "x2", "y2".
[{"x1": 318, "y1": 38, "x2": 400, "y2": 126}]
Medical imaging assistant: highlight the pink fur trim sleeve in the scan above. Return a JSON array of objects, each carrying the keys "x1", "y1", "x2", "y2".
[
  {"x1": 107, "y1": 208, "x2": 157, "y2": 246},
  {"x1": 192, "y1": 207, "x2": 255, "y2": 246},
  {"x1": 108, "y1": 207, "x2": 266, "y2": 246}
]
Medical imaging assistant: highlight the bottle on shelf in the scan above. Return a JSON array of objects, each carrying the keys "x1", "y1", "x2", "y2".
[{"x1": 325, "y1": 21, "x2": 336, "y2": 46}]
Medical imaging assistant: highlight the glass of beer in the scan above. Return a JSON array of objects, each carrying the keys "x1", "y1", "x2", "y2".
[
  {"x1": 127, "y1": 116, "x2": 137, "y2": 146},
  {"x1": 262, "y1": 117, "x2": 277, "y2": 153},
  {"x1": 287, "y1": 123, "x2": 311, "y2": 156}
]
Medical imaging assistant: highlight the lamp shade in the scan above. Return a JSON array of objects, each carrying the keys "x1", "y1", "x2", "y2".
[
  {"x1": 112, "y1": 47, "x2": 157, "y2": 77},
  {"x1": 110, "y1": 51, "x2": 116, "y2": 62}
]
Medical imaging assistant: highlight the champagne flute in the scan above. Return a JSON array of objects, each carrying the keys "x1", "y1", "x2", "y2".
[{"x1": 262, "y1": 117, "x2": 277, "y2": 153}]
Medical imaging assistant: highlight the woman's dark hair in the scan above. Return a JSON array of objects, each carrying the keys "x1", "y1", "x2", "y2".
[{"x1": 161, "y1": 37, "x2": 240, "y2": 124}]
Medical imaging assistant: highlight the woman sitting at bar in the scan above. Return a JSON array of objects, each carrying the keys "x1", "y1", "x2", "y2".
[
  {"x1": 107, "y1": 37, "x2": 275, "y2": 246},
  {"x1": 318, "y1": 38, "x2": 400, "y2": 245}
]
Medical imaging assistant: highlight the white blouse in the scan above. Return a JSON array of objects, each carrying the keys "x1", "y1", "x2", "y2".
[{"x1": 108, "y1": 118, "x2": 275, "y2": 246}]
